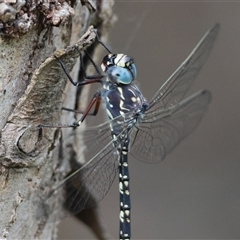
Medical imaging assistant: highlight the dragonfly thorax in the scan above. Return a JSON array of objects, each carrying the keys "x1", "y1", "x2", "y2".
[
  {"x1": 103, "y1": 83, "x2": 147, "y2": 122},
  {"x1": 101, "y1": 53, "x2": 137, "y2": 85}
]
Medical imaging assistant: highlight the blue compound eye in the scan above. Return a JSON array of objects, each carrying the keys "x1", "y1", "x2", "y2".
[
  {"x1": 107, "y1": 65, "x2": 136, "y2": 84},
  {"x1": 101, "y1": 54, "x2": 137, "y2": 85}
]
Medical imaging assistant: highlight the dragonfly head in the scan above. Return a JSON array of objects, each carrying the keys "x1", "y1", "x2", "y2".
[{"x1": 101, "y1": 53, "x2": 137, "y2": 85}]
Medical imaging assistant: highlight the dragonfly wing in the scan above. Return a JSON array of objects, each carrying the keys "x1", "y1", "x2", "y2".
[
  {"x1": 148, "y1": 23, "x2": 219, "y2": 112},
  {"x1": 43, "y1": 114, "x2": 133, "y2": 220},
  {"x1": 60, "y1": 138, "x2": 119, "y2": 215},
  {"x1": 130, "y1": 90, "x2": 211, "y2": 163}
]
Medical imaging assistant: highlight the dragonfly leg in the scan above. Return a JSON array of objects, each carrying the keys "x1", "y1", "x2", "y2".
[
  {"x1": 38, "y1": 92, "x2": 101, "y2": 129},
  {"x1": 62, "y1": 107, "x2": 97, "y2": 116},
  {"x1": 38, "y1": 43, "x2": 105, "y2": 129},
  {"x1": 95, "y1": 31, "x2": 112, "y2": 53},
  {"x1": 75, "y1": 91, "x2": 102, "y2": 126},
  {"x1": 55, "y1": 54, "x2": 103, "y2": 86}
]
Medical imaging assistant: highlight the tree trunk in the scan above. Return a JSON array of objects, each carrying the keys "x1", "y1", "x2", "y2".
[{"x1": 0, "y1": 1, "x2": 115, "y2": 239}]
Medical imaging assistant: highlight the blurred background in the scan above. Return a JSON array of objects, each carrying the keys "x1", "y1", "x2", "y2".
[{"x1": 59, "y1": 1, "x2": 240, "y2": 239}]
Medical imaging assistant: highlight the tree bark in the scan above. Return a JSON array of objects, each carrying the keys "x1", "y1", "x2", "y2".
[{"x1": 0, "y1": 1, "x2": 115, "y2": 239}]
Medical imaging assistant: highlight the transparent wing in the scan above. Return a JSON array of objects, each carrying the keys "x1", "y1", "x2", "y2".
[
  {"x1": 42, "y1": 113, "x2": 134, "y2": 220},
  {"x1": 148, "y1": 23, "x2": 219, "y2": 113},
  {"x1": 130, "y1": 90, "x2": 211, "y2": 163},
  {"x1": 57, "y1": 137, "x2": 119, "y2": 215}
]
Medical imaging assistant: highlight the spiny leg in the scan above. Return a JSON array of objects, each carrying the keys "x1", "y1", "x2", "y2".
[
  {"x1": 39, "y1": 31, "x2": 113, "y2": 130},
  {"x1": 38, "y1": 92, "x2": 102, "y2": 129},
  {"x1": 54, "y1": 50, "x2": 103, "y2": 87},
  {"x1": 38, "y1": 48, "x2": 104, "y2": 129},
  {"x1": 54, "y1": 32, "x2": 111, "y2": 87}
]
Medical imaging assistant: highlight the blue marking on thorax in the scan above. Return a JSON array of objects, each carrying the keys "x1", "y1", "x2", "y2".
[{"x1": 102, "y1": 83, "x2": 147, "y2": 120}]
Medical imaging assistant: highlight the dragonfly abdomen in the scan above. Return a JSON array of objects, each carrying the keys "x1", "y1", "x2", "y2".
[{"x1": 118, "y1": 138, "x2": 131, "y2": 240}]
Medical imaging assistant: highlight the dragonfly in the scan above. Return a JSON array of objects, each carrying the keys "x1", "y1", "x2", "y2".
[{"x1": 42, "y1": 23, "x2": 219, "y2": 240}]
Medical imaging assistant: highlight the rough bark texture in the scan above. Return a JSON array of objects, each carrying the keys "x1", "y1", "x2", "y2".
[{"x1": 0, "y1": 1, "x2": 115, "y2": 239}]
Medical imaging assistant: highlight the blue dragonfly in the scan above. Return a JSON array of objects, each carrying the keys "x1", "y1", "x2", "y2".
[{"x1": 42, "y1": 23, "x2": 219, "y2": 240}]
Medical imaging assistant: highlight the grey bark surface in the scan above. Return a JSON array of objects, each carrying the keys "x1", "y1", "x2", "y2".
[{"x1": 0, "y1": 1, "x2": 115, "y2": 239}]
